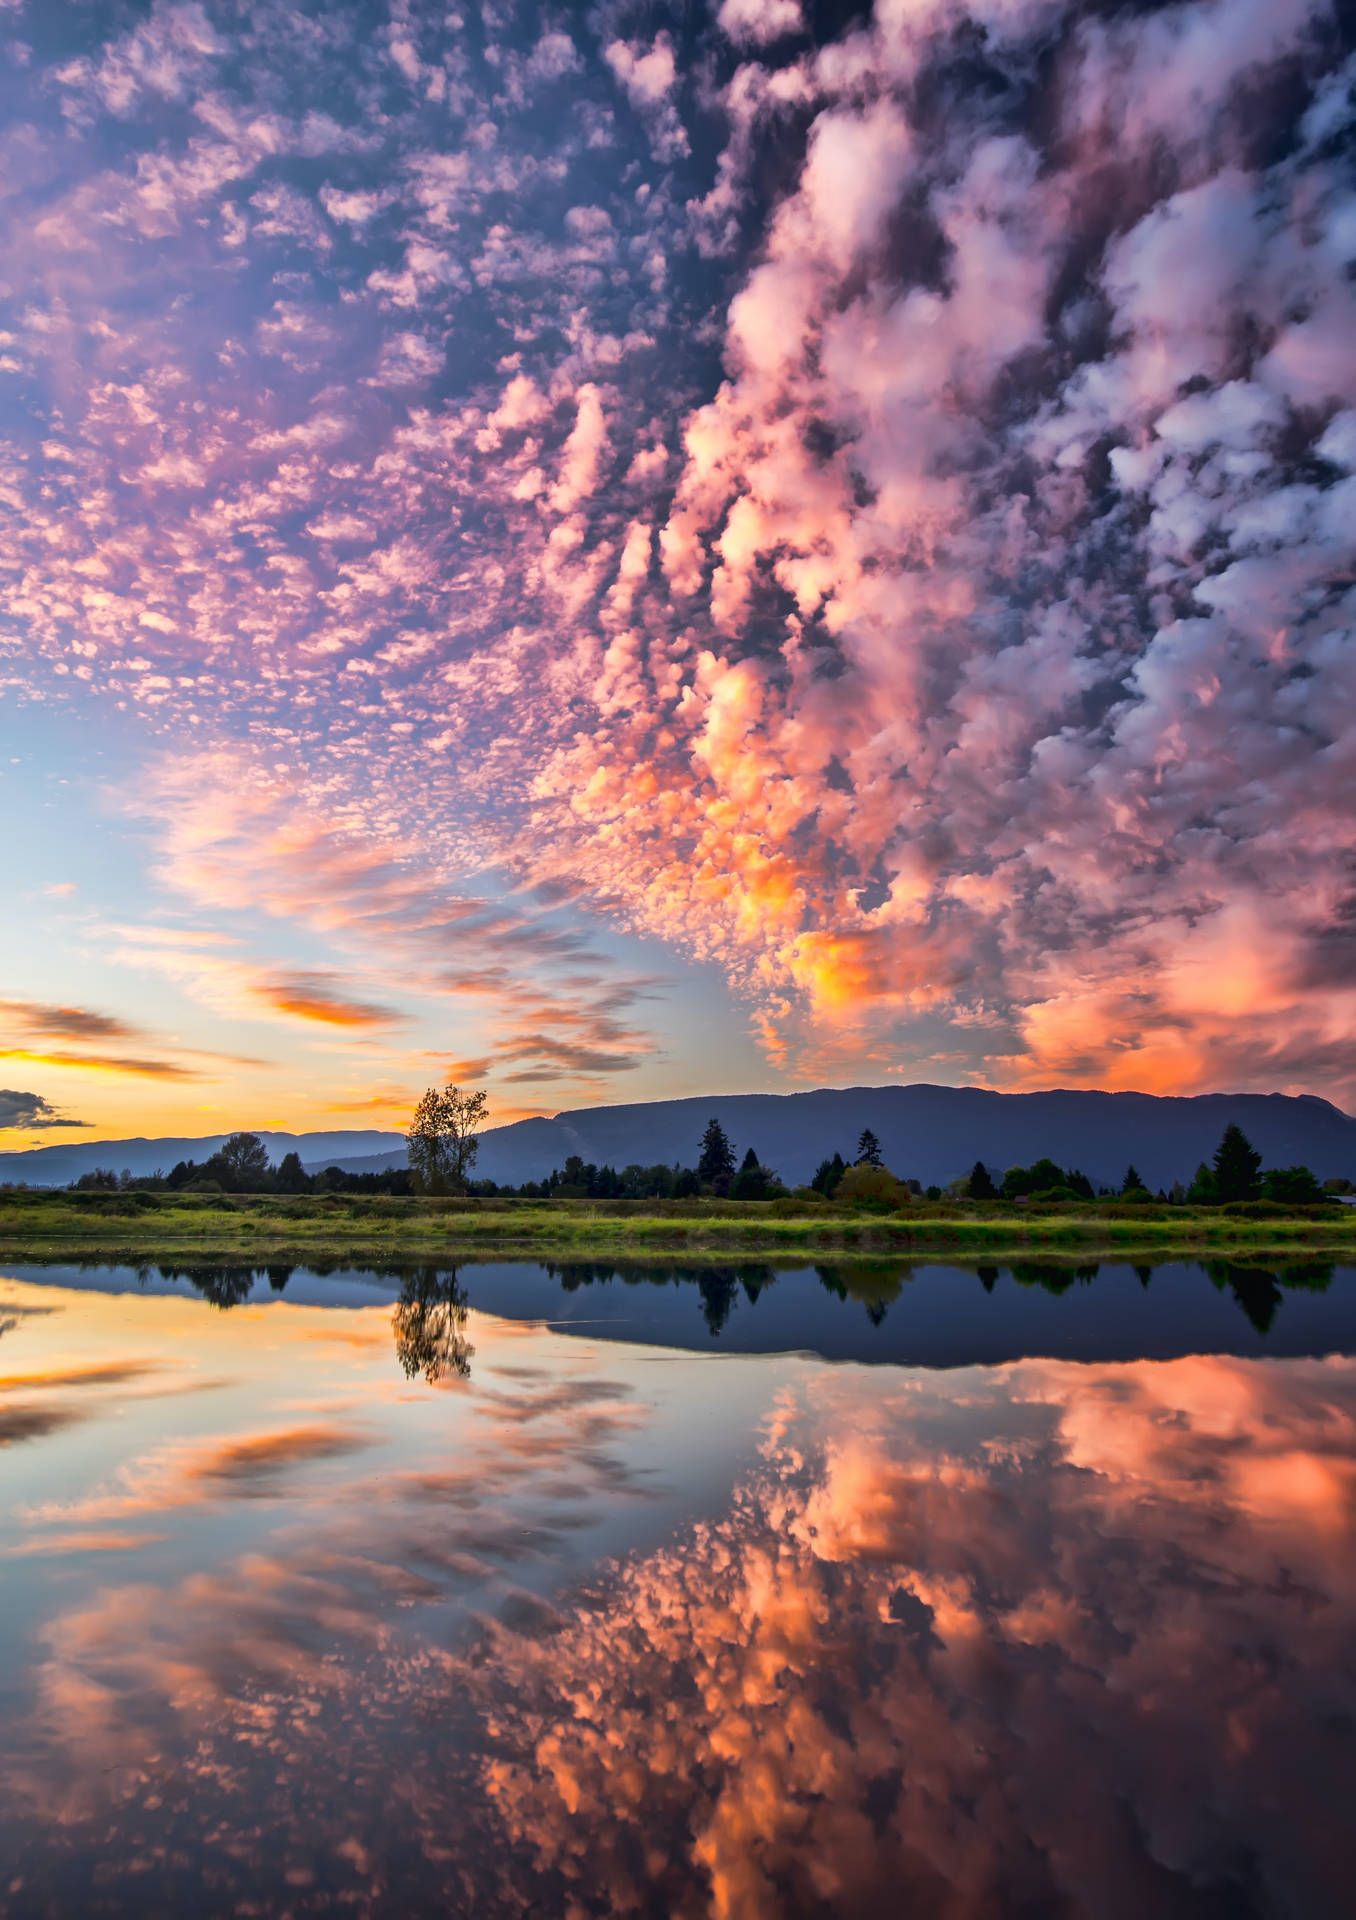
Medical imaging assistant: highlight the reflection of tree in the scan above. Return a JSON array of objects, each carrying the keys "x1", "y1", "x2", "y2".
[
  {"x1": 1203, "y1": 1259, "x2": 1335, "y2": 1334},
  {"x1": 977, "y1": 1266, "x2": 998, "y2": 1293},
  {"x1": 1206, "y1": 1263, "x2": 1284, "y2": 1335},
  {"x1": 1277, "y1": 1260, "x2": 1334, "y2": 1293},
  {"x1": 697, "y1": 1269, "x2": 740, "y2": 1337},
  {"x1": 266, "y1": 1265, "x2": 293, "y2": 1293},
  {"x1": 545, "y1": 1261, "x2": 622, "y2": 1292},
  {"x1": 393, "y1": 1268, "x2": 474, "y2": 1383},
  {"x1": 160, "y1": 1264, "x2": 257, "y2": 1309},
  {"x1": 1010, "y1": 1261, "x2": 1081, "y2": 1295},
  {"x1": 815, "y1": 1265, "x2": 909, "y2": 1321}
]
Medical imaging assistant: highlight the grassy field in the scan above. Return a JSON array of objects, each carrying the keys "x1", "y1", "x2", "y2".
[{"x1": 2, "y1": 1188, "x2": 1354, "y2": 1266}]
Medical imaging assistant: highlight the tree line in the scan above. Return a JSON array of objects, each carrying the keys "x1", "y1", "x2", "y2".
[{"x1": 69, "y1": 1133, "x2": 410, "y2": 1196}]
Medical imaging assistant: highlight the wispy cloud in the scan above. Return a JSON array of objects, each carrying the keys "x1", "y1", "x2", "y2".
[{"x1": 247, "y1": 973, "x2": 407, "y2": 1030}]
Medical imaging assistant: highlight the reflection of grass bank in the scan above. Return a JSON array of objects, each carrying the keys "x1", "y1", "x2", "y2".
[{"x1": 2, "y1": 1190, "x2": 1355, "y2": 1264}]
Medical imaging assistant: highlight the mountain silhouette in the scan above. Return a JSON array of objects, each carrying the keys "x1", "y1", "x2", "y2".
[{"x1": 5, "y1": 1087, "x2": 1355, "y2": 1192}]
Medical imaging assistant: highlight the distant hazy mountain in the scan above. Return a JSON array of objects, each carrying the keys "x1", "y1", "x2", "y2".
[
  {"x1": 6, "y1": 1088, "x2": 1355, "y2": 1192},
  {"x1": 0, "y1": 1130, "x2": 404, "y2": 1188}
]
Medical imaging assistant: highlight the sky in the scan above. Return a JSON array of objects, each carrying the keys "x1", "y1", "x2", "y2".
[{"x1": 1, "y1": 0, "x2": 1354, "y2": 1148}]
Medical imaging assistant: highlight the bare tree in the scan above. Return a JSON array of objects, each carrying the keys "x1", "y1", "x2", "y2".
[{"x1": 406, "y1": 1085, "x2": 488, "y2": 1194}]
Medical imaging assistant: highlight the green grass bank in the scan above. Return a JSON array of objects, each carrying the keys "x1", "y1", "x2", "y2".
[{"x1": 2, "y1": 1188, "x2": 1354, "y2": 1266}]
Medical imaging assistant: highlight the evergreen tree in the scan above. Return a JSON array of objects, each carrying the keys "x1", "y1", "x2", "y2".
[
  {"x1": 1211, "y1": 1125, "x2": 1262, "y2": 1203},
  {"x1": 811, "y1": 1151, "x2": 847, "y2": 1196},
  {"x1": 967, "y1": 1160, "x2": 997, "y2": 1200},
  {"x1": 856, "y1": 1127, "x2": 884, "y2": 1168},
  {"x1": 731, "y1": 1146, "x2": 773, "y2": 1201},
  {"x1": 1186, "y1": 1161, "x2": 1216, "y2": 1203},
  {"x1": 697, "y1": 1118, "x2": 736, "y2": 1192},
  {"x1": 1121, "y1": 1164, "x2": 1147, "y2": 1195}
]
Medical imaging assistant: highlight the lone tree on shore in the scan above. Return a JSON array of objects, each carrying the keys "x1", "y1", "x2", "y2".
[
  {"x1": 407, "y1": 1086, "x2": 488, "y2": 1194},
  {"x1": 697, "y1": 1117, "x2": 736, "y2": 1194},
  {"x1": 1121, "y1": 1164, "x2": 1147, "y2": 1196},
  {"x1": 856, "y1": 1128, "x2": 883, "y2": 1168},
  {"x1": 1212, "y1": 1124, "x2": 1262, "y2": 1204}
]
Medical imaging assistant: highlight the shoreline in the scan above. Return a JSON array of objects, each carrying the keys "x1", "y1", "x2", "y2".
[{"x1": 2, "y1": 1193, "x2": 1353, "y2": 1266}]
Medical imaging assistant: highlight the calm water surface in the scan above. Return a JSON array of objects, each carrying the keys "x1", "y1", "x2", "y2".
[{"x1": 1, "y1": 1257, "x2": 1354, "y2": 1917}]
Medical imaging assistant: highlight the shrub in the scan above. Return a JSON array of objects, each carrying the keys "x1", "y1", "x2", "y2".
[
  {"x1": 835, "y1": 1165, "x2": 910, "y2": 1208},
  {"x1": 1261, "y1": 1165, "x2": 1325, "y2": 1206}
]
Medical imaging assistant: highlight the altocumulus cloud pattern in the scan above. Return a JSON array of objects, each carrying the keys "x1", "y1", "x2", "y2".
[{"x1": 3, "y1": 0, "x2": 1355, "y2": 1101}]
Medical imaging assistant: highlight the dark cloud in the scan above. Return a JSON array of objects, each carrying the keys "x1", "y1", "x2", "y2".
[
  {"x1": 0, "y1": 1406, "x2": 87, "y2": 1446},
  {"x1": 0, "y1": 1002, "x2": 137, "y2": 1043},
  {"x1": 0, "y1": 1089, "x2": 89, "y2": 1131}
]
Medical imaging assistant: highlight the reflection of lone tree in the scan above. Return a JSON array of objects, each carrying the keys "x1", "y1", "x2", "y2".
[
  {"x1": 393, "y1": 1268, "x2": 474, "y2": 1382},
  {"x1": 406, "y1": 1086, "x2": 488, "y2": 1194}
]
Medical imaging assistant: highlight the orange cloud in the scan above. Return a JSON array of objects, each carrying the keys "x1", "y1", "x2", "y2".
[
  {"x1": 248, "y1": 972, "x2": 406, "y2": 1029},
  {"x1": 0, "y1": 1048, "x2": 203, "y2": 1080}
]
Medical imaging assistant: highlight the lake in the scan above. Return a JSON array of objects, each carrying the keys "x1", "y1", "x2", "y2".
[{"x1": 1, "y1": 1256, "x2": 1354, "y2": 1916}]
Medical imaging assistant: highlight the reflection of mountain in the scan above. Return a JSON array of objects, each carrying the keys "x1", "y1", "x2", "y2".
[
  {"x1": 534, "y1": 1257, "x2": 1338, "y2": 1345},
  {"x1": 392, "y1": 1268, "x2": 474, "y2": 1383},
  {"x1": 130, "y1": 1253, "x2": 1345, "y2": 1365}
]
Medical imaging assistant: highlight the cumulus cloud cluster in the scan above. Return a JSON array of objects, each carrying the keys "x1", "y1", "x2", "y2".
[{"x1": 2, "y1": 0, "x2": 1354, "y2": 1101}]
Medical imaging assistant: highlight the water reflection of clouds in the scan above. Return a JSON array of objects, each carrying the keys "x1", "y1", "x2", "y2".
[
  {"x1": 476, "y1": 1357, "x2": 1356, "y2": 1919},
  {"x1": 2, "y1": 1306, "x2": 1353, "y2": 1913},
  {"x1": 4, "y1": 1349, "x2": 666, "y2": 1855},
  {"x1": 1, "y1": 1357, "x2": 179, "y2": 1451}
]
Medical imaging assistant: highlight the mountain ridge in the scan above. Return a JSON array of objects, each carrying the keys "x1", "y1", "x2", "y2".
[{"x1": 3, "y1": 1086, "x2": 1355, "y2": 1192}]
